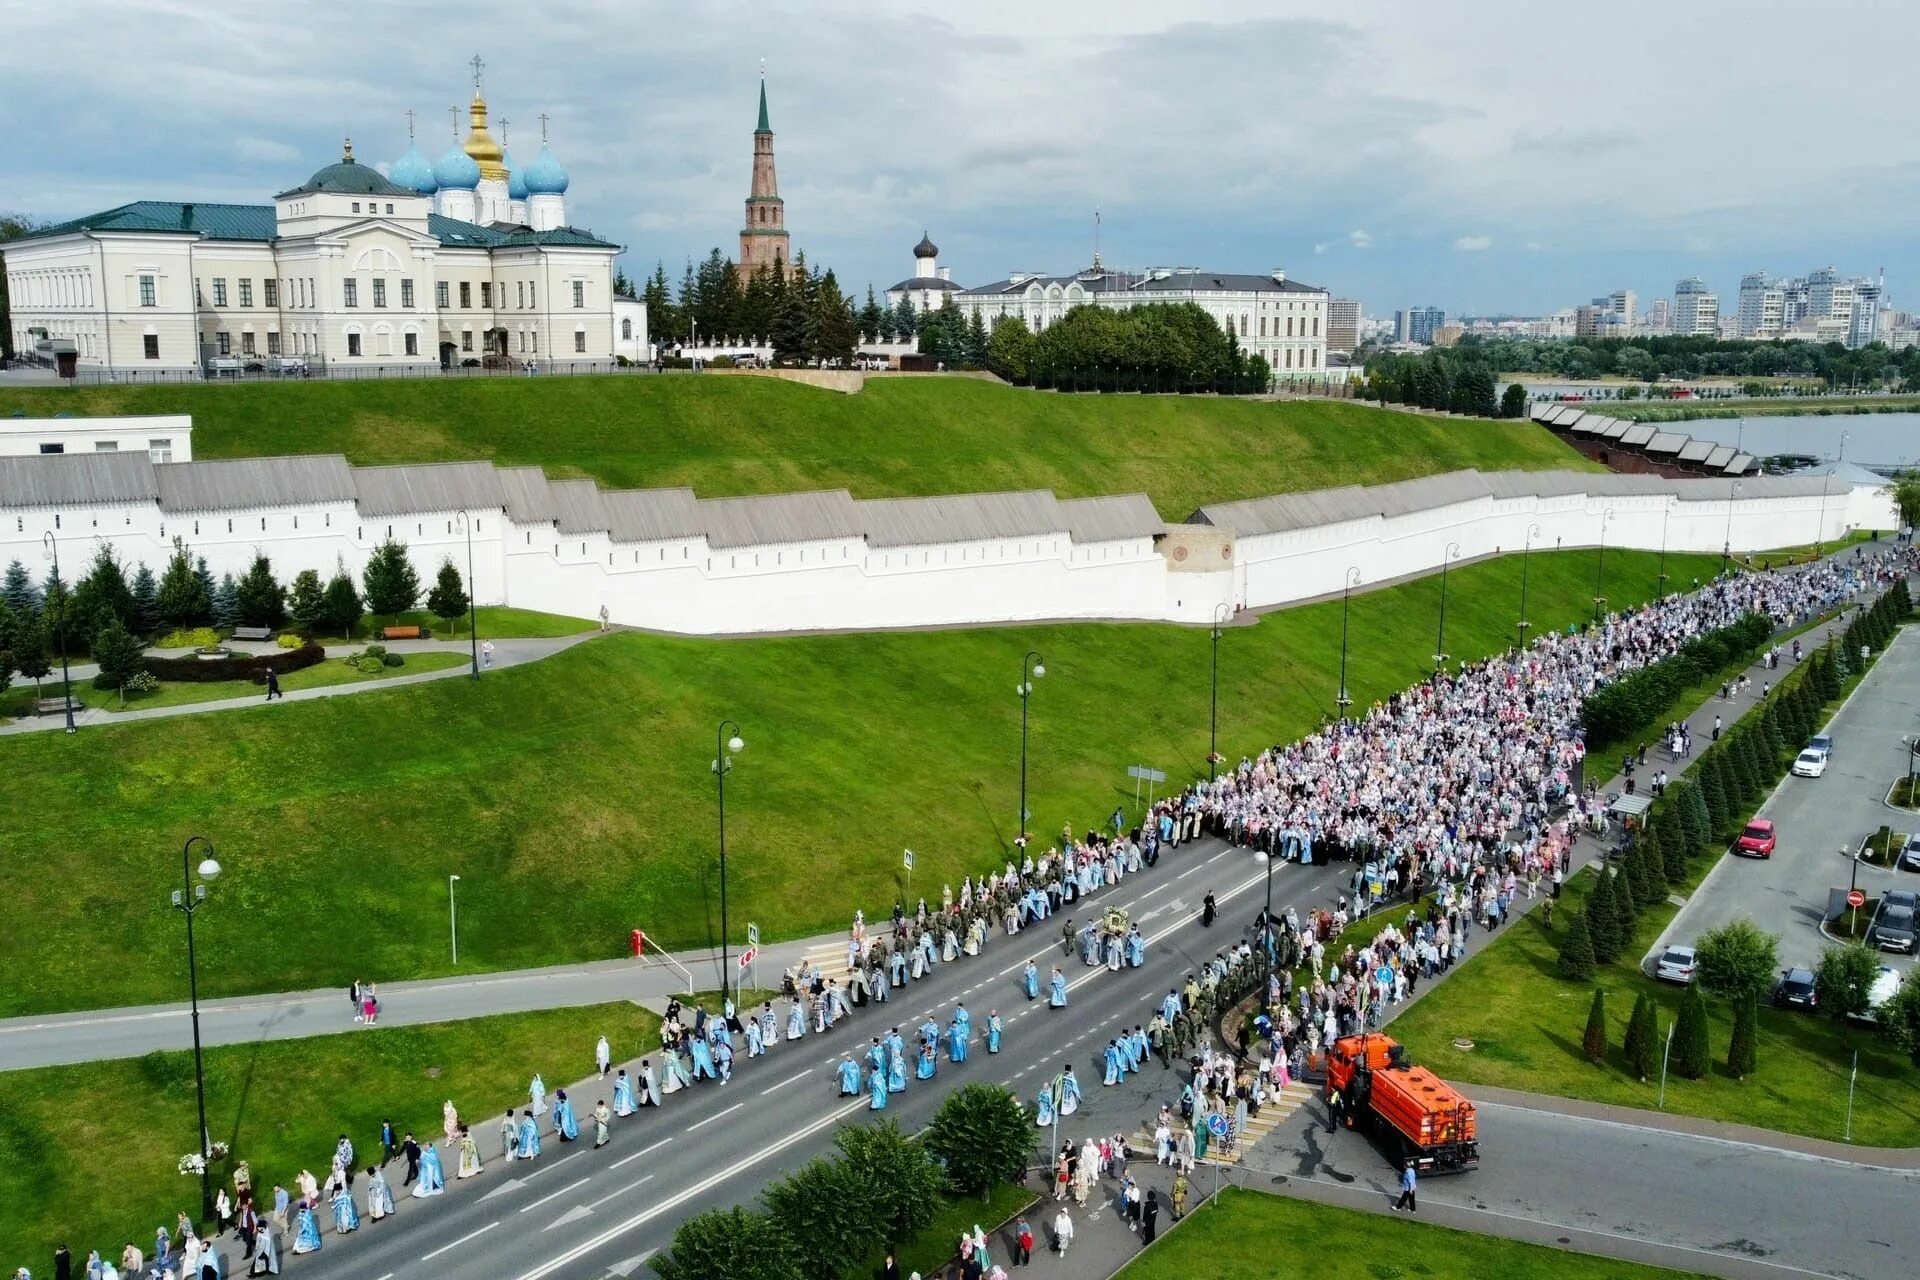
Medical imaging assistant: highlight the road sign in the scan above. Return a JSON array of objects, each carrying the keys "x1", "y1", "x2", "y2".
[
  {"x1": 1847, "y1": 889, "x2": 1867, "y2": 909},
  {"x1": 903, "y1": 849, "x2": 915, "y2": 871},
  {"x1": 1207, "y1": 1114, "x2": 1229, "y2": 1137},
  {"x1": 738, "y1": 947, "x2": 757, "y2": 970},
  {"x1": 1126, "y1": 765, "x2": 1167, "y2": 783},
  {"x1": 747, "y1": 923, "x2": 760, "y2": 947}
]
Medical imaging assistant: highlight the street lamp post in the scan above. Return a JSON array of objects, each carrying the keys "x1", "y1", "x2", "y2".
[
  {"x1": 1817, "y1": 431, "x2": 1851, "y2": 557},
  {"x1": 1209, "y1": 604, "x2": 1230, "y2": 782},
  {"x1": 448, "y1": 874, "x2": 461, "y2": 964},
  {"x1": 40, "y1": 531, "x2": 75, "y2": 733},
  {"x1": 1018, "y1": 652, "x2": 1045, "y2": 841},
  {"x1": 1432, "y1": 541, "x2": 1460, "y2": 678},
  {"x1": 1593, "y1": 510, "x2": 1614, "y2": 624},
  {"x1": 713, "y1": 720, "x2": 745, "y2": 1002},
  {"x1": 1336, "y1": 567, "x2": 1361, "y2": 716},
  {"x1": 170, "y1": 836, "x2": 222, "y2": 1225},
  {"x1": 453, "y1": 511, "x2": 480, "y2": 679},
  {"x1": 1722, "y1": 479, "x2": 1743, "y2": 574},
  {"x1": 1657, "y1": 506, "x2": 1671, "y2": 598},
  {"x1": 1517, "y1": 523, "x2": 1540, "y2": 650}
]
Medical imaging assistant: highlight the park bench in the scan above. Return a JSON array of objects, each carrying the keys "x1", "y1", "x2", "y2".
[
  {"x1": 381, "y1": 625, "x2": 424, "y2": 641},
  {"x1": 231, "y1": 626, "x2": 272, "y2": 642},
  {"x1": 35, "y1": 695, "x2": 81, "y2": 717}
]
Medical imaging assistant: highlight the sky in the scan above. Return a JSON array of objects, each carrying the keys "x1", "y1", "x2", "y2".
[{"x1": 4, "y1": 0, "x2": 1917, "y2": 318}]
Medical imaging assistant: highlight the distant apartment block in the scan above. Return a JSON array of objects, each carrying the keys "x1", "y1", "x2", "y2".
[{"x1": 1326, "y1": 298, "x2": 1361, "y2": 353}]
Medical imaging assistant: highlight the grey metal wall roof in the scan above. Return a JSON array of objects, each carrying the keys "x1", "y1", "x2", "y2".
[
  {"x1": 1645, "y1": 432, "x2": 1686, "y2": 454},
  {"x1": 599, "y1": 489, "x2": 704, "y2": 543},
  {"x1": 1618, "y1": 424, "x2": 1656, "y2": 448},
  {"x1": 351, "y1": 462, "x2": 506, "y2": 516},
  {"x1": 154, "y1": 455, "x2": 357, "y2": 512},
  {"x1": 495, "y1": 467, "x2": 558, "y2": 525},
  {"x1": 1057, "y1": 494, "x2": 1164, "y2": 543},
  {"x1": 857, "y1": 491, "x2": 1064, "y2": 548},
  {"x1": 0, "y1": 452, "x2": 157, "y2": 508},
  {"x1": 696, "y1": 490, "x2": 862, "y2": 549},
  {"x1": 547, "y1": 479, "x2": 611, "y2": 536}
]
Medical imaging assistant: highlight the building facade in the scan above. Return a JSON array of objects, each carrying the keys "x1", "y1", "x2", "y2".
[
  {"x1": 736, "y1": 78, "x2": 792, "y2": 282},
  {"x1": 1325, "y1": 298, "x2": 1361, "y2": 353},
  {"x1": 951, "y1": 264, "x2": 1329, "y2": 380},
  {"x1": 1671, "y1": 276, "x2": 1719, "y2": 336},
  {"x1": 1394, "y1": 306, "x2": 1445, "y2": 345},
  {"x1": 4, "y1": 71, "x2": 628, "y2": 377},
  {"x1": 884, "y1": 233, "x2": 959, "y2": 313}
]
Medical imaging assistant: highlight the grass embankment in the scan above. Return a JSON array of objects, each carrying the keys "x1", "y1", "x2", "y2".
[
  {"x1": 0, "y1": 377, "x2": 1596, "y2": 517},
  {"x1": 1117, "y1": 1187, "x2": 1704, "y2": 1280},
  {"x1": 0, "y1": 548, "x2": 1721, "y2": 1015},
  {"x1": 0, "y1": 1002, "x2": 660, "y2": 1272},
  {"x1": 0, "y1": 651, "x2": 471, "y2": 716},
  {"x1": 345, "y1": 605, "x2": 596, "y2": 641}
]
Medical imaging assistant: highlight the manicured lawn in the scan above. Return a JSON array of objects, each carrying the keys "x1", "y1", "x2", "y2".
[
  {"x1": 0, "y1": 1002, "x2": 661, "y2": 1272},
  {"x1": 0, "y1": 377, "x2": 1597, "y2": 518},
  {"x1": 847, "y1": 1183, "x2": 1035, "y2": 1280},
  {"x1": 344, "y1": 605, "x2": 596, "y2": 641},
  {"x1": 0, "y1": 650, "x2": 472, "y2": 717},
  {"x1": 1117, "y1": 1186, "x2": 1703, "y2": 1280},
  {"x1": 0, "y1": 547, "x2": 1721, "y2": 1015},
  {"x1": 1389, "y1": 867, "x2": 1920, "y2": 1147}
]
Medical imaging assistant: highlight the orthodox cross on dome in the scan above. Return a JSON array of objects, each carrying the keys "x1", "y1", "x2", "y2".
[
  {"x1": 404, "y1": 107, "x2": 416, "y2": 141},
  {"x1": 342, "y1": 136, "x2": 355, "y2": 162},
  {"x1": 539, "y1": 112, "x2": 550, "y2": 143},
  {"x1": 448, "y1": 105, "x2": 460, "y2": 139},
  {"x1": 499, "y1": 117, "x2": 510, "y2": 146},
  {"x1": 470, "y1": 54, "x2": 485, "y2": 94}
]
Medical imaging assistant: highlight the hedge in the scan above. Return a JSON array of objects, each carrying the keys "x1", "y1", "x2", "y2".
[
  {"x1": 144, "y1": 643, "x2": 327, "y2": 684},
  {"x1": 1581, "y1": 613, "x2": 1774, "y2": 749}
]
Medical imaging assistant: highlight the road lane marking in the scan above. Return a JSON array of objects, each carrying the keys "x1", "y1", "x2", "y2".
[
  {"x1": 421, "y1": 1220, "x2": 498, "y2": 1261},
  {"x1": 686, "y1": 1102, "x2": 743, "y2": 1131},
  {"x1": 583, "y1": 1173, "x2": 655, "y2": 1212},
  {"x1": 519, "y1": 1176, "x2": 592, "y2": 1214},
  {"x1": 761, "y1": 1071, "x2": 808, "y2": 1096},
  {"x1": 610, "y1": 1138, "x2": 670, "y2": 1170}
]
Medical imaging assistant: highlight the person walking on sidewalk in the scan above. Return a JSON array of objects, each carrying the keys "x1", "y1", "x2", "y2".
[
  {"x1": 1393, "y1": 1159, "x2": 1418, "y2": 1212},
  {"x1": 1142, "y1": 1189, "x2": 1160, "y2": 1244},
  {"x1": 1052, "y1": 1207, "x2": 1074, "y2": 1255},
  {"x1": 1013, "y1": 1217, "x2": 1034, "y2": 1267}
]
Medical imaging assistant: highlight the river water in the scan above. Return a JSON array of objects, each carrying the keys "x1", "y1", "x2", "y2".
[{"x1": 1668, "y1": 415, "x2": 1920, "y2": 468}]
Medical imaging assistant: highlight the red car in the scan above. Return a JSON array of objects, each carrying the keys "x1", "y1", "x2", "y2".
[{"x1": 1736, "y1": 819, "x2": 1777, "y2": 858}]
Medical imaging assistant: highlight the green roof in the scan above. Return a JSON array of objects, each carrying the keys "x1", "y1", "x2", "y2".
[
  {"x1": 276, "y1": 156, "x2": 413, "y2": 199},
  {"x1": 14, "y1": 202, "x2": 614, "y2": 252},
  {"x1": 429, "y1": 213, "x2": 617, "y2": 251},
  {"x1": 757, "y1": 79, "x2": 770, "y2": 133}
]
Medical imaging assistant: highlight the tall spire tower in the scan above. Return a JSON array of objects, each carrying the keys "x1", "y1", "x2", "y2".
[{"x1": 737, "y1": 65, "x2": 791, "y2": 282}]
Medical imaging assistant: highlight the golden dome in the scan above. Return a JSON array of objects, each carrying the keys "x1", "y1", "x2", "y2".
[{"x1": 461, "y1": 92, "x2": 507, "y2": 180}]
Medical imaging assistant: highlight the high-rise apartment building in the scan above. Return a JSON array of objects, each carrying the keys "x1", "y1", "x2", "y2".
[
  {"x1": 1608, "y1": 289, "x2": 1637, "y2": 330},
  {"x1": 1326, "y1": 298, "x2": 1361, "y2": 353},
  {"x1": 1736, "y1": 272, "x2": 1785, "y2": 340},
  {"x1": 1394, "y1": 305, "x2": 1445, "y2": 345},
  {"x1": 1672, "y1": 276, "x2": 1719, "y2": 336}
]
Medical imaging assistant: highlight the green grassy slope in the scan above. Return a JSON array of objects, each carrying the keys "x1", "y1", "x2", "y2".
[
  {"x1": 0, "y1": 548, "x2": 1716, "y2": 1015},
  {"x1": 0, "y1": 377, "x2": 1596, "y2": 516}
]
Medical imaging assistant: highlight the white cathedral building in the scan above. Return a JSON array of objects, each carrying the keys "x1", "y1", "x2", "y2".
[{"x1": 5, "y1": 68, "x2": 645, "y2": 377}]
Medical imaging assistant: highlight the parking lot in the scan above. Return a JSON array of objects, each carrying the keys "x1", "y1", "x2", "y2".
[{"x1": 1651, "y1": 624, "x2": 1920, "y2": 980}]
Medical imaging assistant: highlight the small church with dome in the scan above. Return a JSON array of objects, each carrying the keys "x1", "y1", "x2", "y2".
[
  {"x1": 4, "y1": 58, "x2": 645, "y2": 375},
  {"x1": 884, "y1": 233, "x2": 960, "y2": 314}
]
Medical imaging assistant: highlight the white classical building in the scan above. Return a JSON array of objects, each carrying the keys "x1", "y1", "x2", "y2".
[
  {"x1": 950, "y1": 262, "x2": 1329, "y2": 381},
  {"x1": 3, "y1": 73, "x2": 641, "y2": 378},
  {"x1": 0, "y1": 415, "x2": 192, "y2": 461}
]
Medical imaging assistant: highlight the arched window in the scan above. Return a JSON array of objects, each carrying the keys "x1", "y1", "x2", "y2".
[{"x1": 621, "y1": 319, "x2": 632, "y2": 339}]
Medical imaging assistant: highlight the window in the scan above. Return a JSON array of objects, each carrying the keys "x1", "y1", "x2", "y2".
[
  {"x1": 212, "y1": 278, "x2": 228, "y2": 307},
  {"x1": 352, "y1": 202, "x2": 361, "y2": 213},
  {"x1": 621, "y1": 319, "x2": 632, "y2": 339},
  {"x1": 347, "y1": 332, "x2": 362, "y2": 356},
  {"x1": 1285, "y1": 316, "x2": 1293, "y2": 337},
  {"x1": 459, "y1": 282, "x2": 471, "y2": 308},
  {"x1": 343, "y1": 280, "x2": 358, "y2": 308},
  {"x1": 372, "y1": 279, "x2": 387, "y2": 308},
  {"x1": 39, "y1": 442, "x2": 63, "y2": 454},
  {"x1": 401, "y1": 279, "x2": 414, "y2": 309},
  {"x1": 143, "y1": 334, "x2": 159, "y2": 360},
  {"x1": 385, "y1": 202, "x2": 394, "y2": 214},
  {"x1": 267, "y1": 332, "x2": 281, "y2": 355},
  {"x1": 1313, "y1": 316, "x2": 1320, "y2": 337},
  {"x1": 239, "y1": 279, "x2": 253, "y2": 307},
  {"x1": 94, "y1": 440, "x2": 118, "y2": 451},
  {"x1": 461, "y1": 330, "x2": 473, "y2": 352},
  {"x1": 139, "y1": 274, "x2": 156, "y2": 307},
  {"x1": 531, "y1": 331, "x2": 537, "y2": 352},
  {"x1": 572, "y1": 280, "x2": 585, "y2": 308},
  {"x1": 404, "y1": 331, "x2": 418, "y2": 356},
  {"x1": 264, "y1": 279, "x2": 277, "y2": 308},
  {"x1": 241, "y1": 332, "x2": 255, "y2": 355},
  {"x1": 481, "y1": 282, "x2": 492, "y2": 308},
  {"x1": 517, "y1": 282, "x2": 525, "y2": 308},
  {"x1": 529, "y1": 283, "x2": 535, "y2": 308},
  {"x1": 216, "y1": 331, "x2": 231, "y2": 355},
  {"x1": 574, "y1": 331, "x2": 586, "y2": 352},
  {"x1": 436, "y1": 281, "x2": 450, "y2": 309},
  {"x1": 149, "y1": 438, "x2": 172, "y2": 463}
]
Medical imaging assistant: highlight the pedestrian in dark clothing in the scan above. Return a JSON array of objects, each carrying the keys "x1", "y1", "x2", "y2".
[
  {"x1": 1393, "y1": 1160, "x2": 1418, "y2": 1212},
  {"x1": 881, "y1": 1252, "x2": 900, "y2": 1280},
  {"x1": 401, "y1": 1133, "x2": 421, "y2": 1185},
  {"x1": 1201, "y1": 892, "x2": 1217, "y2": 926},
  {"x1": 1142, "y1": 1190, "x2": 1160, "y2": 1244},
  {"x1": 1326, "y1": 1085, "x2": 1343, "y2": 1133},
  {"x1": 380, "y1": 1119, "x2": 397, "y2": 1165},
  {"x1": 53, "y1": 1243, "x2": 72, "y2": 1280},
  {"x1": 264, "y1": 668, "x2": 282, "y2": 700}
]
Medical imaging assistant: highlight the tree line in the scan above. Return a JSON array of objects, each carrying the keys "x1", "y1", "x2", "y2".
[
  {"x1": 1369, "y1": 333, "x2": 1920, "y2": 389},
  {"x1": 1362, "y1": 350, "x2": 1529, "y2": 418},
  {"x1": 984, "y1": 301, "x2": 1273, "y2": 394}
]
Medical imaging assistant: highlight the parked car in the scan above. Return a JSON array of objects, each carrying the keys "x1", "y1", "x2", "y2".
[
  {"x1": 1898, "y1": 834, "x2": 1920, "y2": 873},
  {"x1": 1808, "y1": 733, "x2": 1835, "y2": 758},
  {"x1": 1848, "y1": 966, "x2": 1901, "y2": 1024},
  {"x1": 1771, "y1": 966, "x2": 1818, "y2": 1010},
  {"x1": 1655, "y1": 944, "x2": 1697, "y2": 984},
  {"x1": 1735, "y1": 819, "x2": 1777, "y2": 858},
  {"x1": 1867, "y1": 899, "x2": 1917, "y2": 953},
  {"x1": 1791, "y1": 749, "x2": 1828, "y2": 778}
]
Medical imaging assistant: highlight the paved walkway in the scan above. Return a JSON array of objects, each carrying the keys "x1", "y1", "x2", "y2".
[{"x1": 0, "y1": 632, "x2": 597, "y2": 736}]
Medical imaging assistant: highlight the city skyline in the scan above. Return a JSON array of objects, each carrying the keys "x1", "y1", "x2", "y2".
[{"x1": 3, "y1": 0, "x2": 1917, "y2": 313}]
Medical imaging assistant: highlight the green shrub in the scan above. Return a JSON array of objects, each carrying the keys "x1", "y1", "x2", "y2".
[
  {"x1": 1581, "y1": 613, "x2": 1774, "y2": 749},
  {"x1": 155, "y1": 626, "x2": 220, "y2": 650},
  {"x1": 1557, "y1": 909, "x2": 1596, "y2": 980},
  {"x1": 381, "y1": 652, "x2": 404, "y2": 668},
  {"x1": 1726, "y1": 990, "x2": 1758, "y2": 1080},
  {"x1": 1582, "y1": 988, "x2": 1608, "y2": 1063},
  {"x1": 145, "y1": 643, "x2": 324, "y2": 683},
  {"x1": 1673, "y1": 984, "x2": 1711, "y2": 1079},
  {"x1": 276, "y1": 633, "x2": 304, "y2": 650},
  {"x1": 124, "y1": 671, "x2": 160, "y2": 695},
  {"x1": 1624, "y1": 992, "x2": 1657, "y2": 1082},
  {"x1": 355, "y1": 656, "x2": 384, "y2": 674}
]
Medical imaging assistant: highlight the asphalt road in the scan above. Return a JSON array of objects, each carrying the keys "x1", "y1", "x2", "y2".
[
  {"x1": 228, "y1": 834, "x2": 1344, "y2": 1280},
  {"x1": 1653, "y1": 624, "x2": 1920, "y2": 979}
]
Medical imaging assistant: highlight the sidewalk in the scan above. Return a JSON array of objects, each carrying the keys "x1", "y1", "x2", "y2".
[{"x1": 0, "y1": 632, "x2": 595, "y2": 736}]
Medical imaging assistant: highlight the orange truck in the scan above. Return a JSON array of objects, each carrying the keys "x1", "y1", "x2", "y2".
[{"x1": 1325, "y1": 1033, "x2": 1478, "y2": 1173}]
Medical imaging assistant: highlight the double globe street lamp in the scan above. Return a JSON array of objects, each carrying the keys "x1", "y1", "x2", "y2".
[
  {"x1": 171, "y1": 836, "x2": 223, "y2": 1223},
  {"x1": 1516, "y1": 522, "x2": 1541, "y2": 650},
  {"x1": 1432, "y1": 541, "x2": 1460, "y2": 679},
  {"x1": 1018, "y1": 652, "x2": 1045, "y2": 842},
  {"x1": 1335, "y1": 567, "x2": 1361, "y2": 717},
  {"x1": 713, "y1": 721, "x2": 745, "y2": 1002}
]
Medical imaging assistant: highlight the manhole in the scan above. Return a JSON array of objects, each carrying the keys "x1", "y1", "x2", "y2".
[{"x1": 1452, "y1": 1038, "x2": 1475, "y2": 1051}]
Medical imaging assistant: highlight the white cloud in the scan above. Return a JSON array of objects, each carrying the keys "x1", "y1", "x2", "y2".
[
  {"x1": 1348, "y1": 228, "x2": 1373, "y2": 250},
  {"x1": 1453, "y1": 235, "x2": 1492, "y2": 252}
]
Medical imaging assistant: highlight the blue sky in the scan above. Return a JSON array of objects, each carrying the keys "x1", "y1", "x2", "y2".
[{"x1": 5, "y1": 0, "x2": 1916, "y2": 318}]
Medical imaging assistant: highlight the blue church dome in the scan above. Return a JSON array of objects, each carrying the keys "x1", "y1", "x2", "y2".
[
  {"x1": 389, "y1": 142, "x2": 438, "y2": 195},
  {"x1": 503, "y1": 149, "x2": 528, "y2": 201},
  {"x1": 434, "y1": 145, "x2": 481, "y2": 191},
  {"x1": 523, "y1": 144, "x2": 569, "y2": 195}
]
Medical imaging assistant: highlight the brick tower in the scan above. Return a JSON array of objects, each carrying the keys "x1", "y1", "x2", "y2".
[{"x1": 737, "y1": 74, "x2": 791, "y2": 282}]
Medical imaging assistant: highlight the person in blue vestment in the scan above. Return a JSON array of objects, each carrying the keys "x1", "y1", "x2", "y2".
[
  {"x1": 515, "y1": 1113, "x2": 541, "y2": 1161},
  {"x1": 918, "y1": 1016, "x2": 940, "y2": 1048},
  {"x1": 1126, "y1": 929, "x2": 1146, "y2": 967},
  {"x1": 1161, "y1": 989, "x2": 1182, "y2": 1025},
  {"x1": 786, "y1": 998, "x2": 807, "y2": 1041},
  {"x1": 554, "y1": 1091, "x2": 580, "y2": 1141},
  {"x1": 715, "y1": 1037, "x2": 734, "y2": 1084},
  {"x1": 1059, "y1": 1066, "x2": 1082, "y2": 1115},
  {"x1": 955, "y1": 1003, "x2": 972, "y2": 1038},
  {"x1": 1049, "y1": 968, "x2": 1068, "y2": 1008},
  {"x1": 916, "y1": 1038, "x2": 937, "y2": 1080},
  {"x1": 291, "y1": 1205, "x2": 322, "y2": 1255},
  {"x1": 613, "y1": 1070, "x2": 636, "y2": 1117},
  {"x1": 1035, "y1": 1082, "x2": 1056, "y2": 1126},
  {"x1": 1103, "y1": 1041, "x2": 1122, "y2": 1086},
  {"x1": 868, "y1": 1065, "x2": 888, "y2": 1110},
  {"x1": 986, "y1": 1010, "x2": 1003, "y2": 1054},
  {"x1": 838, "y1": 1054, "x2": 863, "y2": 1096},
  {"x1": 887, "y1": 1038, "x2": 908, "y2": 1093},
  {"x1": 413, "y1": 1143, "x2": 445, "y2": 1196},
  {"x1": 947, "y1": 1019, "x2": 968, "y2": 1063},
  {"x1": 1023, "y1": 961, "x2": 1040, "y2": 1000},
  {"x1": 329, "y1": 1184, "x2": 359, "y2": 1234},
  {"x1": 689, "y1": 1034, "x2": 715, "y2": 1080}
]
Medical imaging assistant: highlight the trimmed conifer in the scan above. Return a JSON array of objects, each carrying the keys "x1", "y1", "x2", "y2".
[
  {"x1": 1557, "y1": 907, "x2": 1597, "y2": 981},
  {"x1": 1727, "y1": 989, "x2": 1758, "y2": 1080},
  {"x1": 1624, "y1": 991, "x2": 1658, "y2": 1082},
  {"x1": 1673, "y1": 983, "x2": 1711, "y2": 1080},
  {"x1": 1583, "y1": 988, "x2": 1608, "y2": 1063}
]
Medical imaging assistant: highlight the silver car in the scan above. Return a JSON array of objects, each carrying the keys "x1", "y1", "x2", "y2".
[{"x1": 1655, "y1": 944, "x2": 1697, "y2": 983}]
